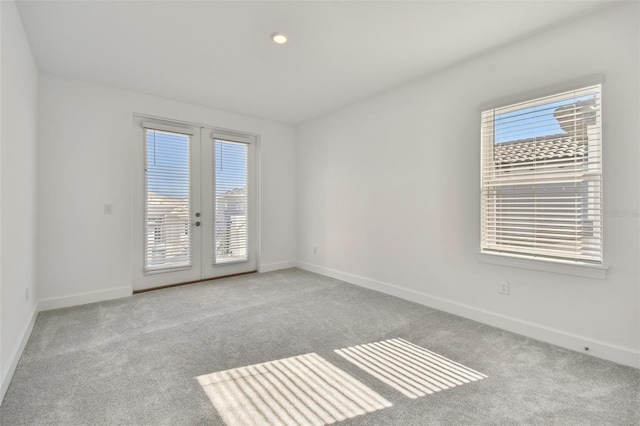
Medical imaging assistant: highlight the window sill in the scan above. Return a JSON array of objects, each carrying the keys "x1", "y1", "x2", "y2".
[{"x1": 476, "y1": 252, "x2": 608, "y2": 280}]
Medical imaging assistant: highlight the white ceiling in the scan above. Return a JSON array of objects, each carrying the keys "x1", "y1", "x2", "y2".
[{"x1": 16, "y1": 0, "x2": 613, "y2": 124}]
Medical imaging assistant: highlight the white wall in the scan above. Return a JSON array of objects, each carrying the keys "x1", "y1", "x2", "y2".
[
  {"x1": 296, "y1": 3, "x2": 640, "y2": 367},
  {"x1": 0, "y1": 0, "x2": 39, "y2": 399},
  {"x1": 1, "y1": 0, "x2": 4, "y2": 391},
  {"x1": 37, "y1": 74, "x2": 296, "y2": 306}
]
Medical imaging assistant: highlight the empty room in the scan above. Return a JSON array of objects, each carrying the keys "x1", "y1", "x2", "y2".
[{"x1": 1, "y1": 0, "x2": 639, "y2": 424}]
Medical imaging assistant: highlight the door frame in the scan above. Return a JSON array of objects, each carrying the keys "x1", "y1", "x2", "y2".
[
  {"x1": 132, "y1": 113, "x2": 261, "y2": 291},
  {"x1": 201, "y1": 129, "x2": 258, "y2": 279}
]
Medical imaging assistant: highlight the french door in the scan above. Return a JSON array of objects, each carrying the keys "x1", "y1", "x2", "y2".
[{"x1": 133, "y1": 117, "x2": 257, "y2": 290}]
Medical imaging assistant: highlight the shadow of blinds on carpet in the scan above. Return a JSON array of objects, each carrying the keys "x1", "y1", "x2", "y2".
[{"x1": 197, "y1": 352, "x2": 392, "y2": 426}]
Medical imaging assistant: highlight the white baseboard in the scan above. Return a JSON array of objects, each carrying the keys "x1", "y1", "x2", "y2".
[
  {"x1": 258, "y1": 260, "x2": 297, "y2": 273},
  {"x1": 1, "y1": 306, "x2": 38, "y2": 405},
  {"x1": 37, "y1": 286, "x2": 132, "y2": 312},
  {"x1": 296, "y1": 261, "x2": 640, "y2": 370}
]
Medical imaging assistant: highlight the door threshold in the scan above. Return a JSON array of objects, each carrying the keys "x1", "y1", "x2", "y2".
[{"x1": 133, "y1": 270, "x2": 257, "y2": 294}]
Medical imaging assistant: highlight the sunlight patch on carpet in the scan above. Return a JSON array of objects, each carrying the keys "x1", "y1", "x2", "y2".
[
  {"x1": 197, "y1": 352, "x2": 392, "y2": 426},
  {"x1": 335, "y1": 338, "x2": 487, "y2": 399}
]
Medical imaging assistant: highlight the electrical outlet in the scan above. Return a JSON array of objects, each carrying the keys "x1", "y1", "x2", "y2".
[
  {"x1": 499, "y1": 281, "x2": 509, "y2": 295},
  {"x1": 313, "y1": 246, "x2": 318, "y2": 255},
  {"x1": 104, "y1": 204, "x2": 113, "y2": 214}
]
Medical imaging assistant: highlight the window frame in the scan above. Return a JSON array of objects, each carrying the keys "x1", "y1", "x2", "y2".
[{"x1": 478, "y1": 78, "x2": 608, "y2": 279}]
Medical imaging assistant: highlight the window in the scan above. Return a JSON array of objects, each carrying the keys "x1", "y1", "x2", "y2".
[
  {"x1": 144, "y1": 128, "x2": 192, "y2": 271},
  {"x1": 481, "y1": 84, "x2": 602, "y2": 265},
  {"x1": 214, "y1": 139, "x2": 249, "y2": 264}
]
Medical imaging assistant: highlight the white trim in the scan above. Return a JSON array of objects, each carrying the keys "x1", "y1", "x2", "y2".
[
  {"x1": 258, "y1": 260, "x2": 297, "y2": 273},
  {"x1": 296, "y1": 261, "x2": 639, "y2": 369},
  {"x1": 255, "y1": 135, "x2": 262, "y2": 275},
  {"x1": 141, "y1": 121, "x2": 195, "y2": 135},
  {"x1": 479, "y1": 74, "x2": 605, "y2": 112},
  {"x1": 37, "y1": 286, "x2": 132, "y2": 312},
  {"x1": 477, "y1": 252, "x2": 608, "y2": 279},
  {"x1": 1, "y1": 307, "x2": 38, "y2": 405},
  {"x1": 133, "y1": 113, "x2": 260, "y2": 140},
  {"x1": 211, "y1": 130, "x2": 254, "y2": 144}
]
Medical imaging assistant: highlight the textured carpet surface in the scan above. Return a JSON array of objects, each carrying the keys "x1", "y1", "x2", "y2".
[{"x1": 1, "y1": 268, "x2": 638, "y2": 425}]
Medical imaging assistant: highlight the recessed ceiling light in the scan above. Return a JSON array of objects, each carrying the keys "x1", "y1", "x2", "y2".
[{"x1": 271, "y1": 32, "x2": 288, "y2": 45}]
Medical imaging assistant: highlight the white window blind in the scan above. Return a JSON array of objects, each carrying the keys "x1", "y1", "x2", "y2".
[
  {"x1": 214, "y1": 139, "x2": 249, "y2": 264},
  {"x1": 144, "y1": 128, "x2": 191, "y2": 271},
  {"x1": 481, "y1": 84, "x2": 603, "y2": 264}
]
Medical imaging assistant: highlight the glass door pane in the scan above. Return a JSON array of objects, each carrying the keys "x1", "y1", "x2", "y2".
[
  {"x1": 145, "y1": 129, "x2": 192, "y2": 271},
  {"x1": 214, "y1": 140, "x2": 249, "y2": 264}
]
